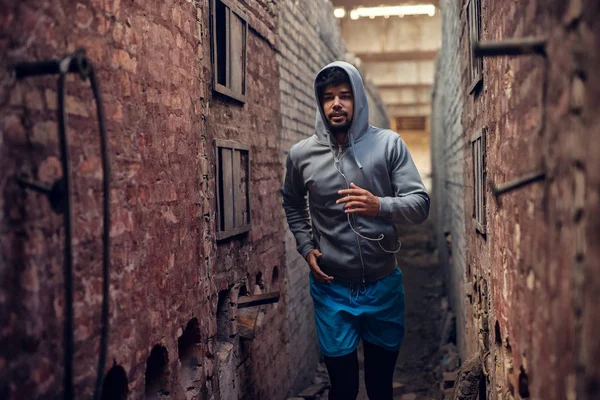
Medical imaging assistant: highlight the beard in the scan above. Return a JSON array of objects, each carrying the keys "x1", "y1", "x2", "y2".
[
  {"x1": 327, "y1": 112, "x2": 352, "y2": 134},
  {"x1": 328, "y1": 121, "x2": 351, "y2": 134}
]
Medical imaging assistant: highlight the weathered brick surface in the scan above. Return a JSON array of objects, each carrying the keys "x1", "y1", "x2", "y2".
[
  {"x1": 432, "y1": 0, "x2": 600, "y2": 399},
  {"x1": 0, "y1": 0, "x2": 391, "y2": 398},
  {"x1": 431, "y1": 0, "x2": 468, "y2": 356},
  {"x1": 278, "y1": 0, "x2": 346, "y2": 393},
  {"x1": 0, "y1": 0, "x2": 286, "y2": 399}
]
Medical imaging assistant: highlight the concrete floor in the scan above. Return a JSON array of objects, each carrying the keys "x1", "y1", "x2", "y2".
[{"x1": 387, "y1": 220, "x2": 444, "y2": 400}]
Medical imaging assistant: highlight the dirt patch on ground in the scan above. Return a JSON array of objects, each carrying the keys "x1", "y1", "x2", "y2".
[{"x1": 386, "y1": 221, "x2": 445, "y2": 400}]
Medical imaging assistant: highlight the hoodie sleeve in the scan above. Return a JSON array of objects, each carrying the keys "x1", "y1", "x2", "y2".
[
  {"x1": 281, "y1": 153, "x2": 316, "y2": 258},
  {"x1": 377, "y1": 136, "x2": 430, "y2": 224}
]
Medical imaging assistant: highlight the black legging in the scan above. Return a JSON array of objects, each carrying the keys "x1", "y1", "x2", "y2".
[{"x1": 324, "y1": 340, "x2": 400, "y2": 400}]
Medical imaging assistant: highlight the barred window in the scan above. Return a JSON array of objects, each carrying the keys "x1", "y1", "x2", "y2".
[
  {"x1": 471, "y1": 129, "x2": 486, "y2": 234},
  {"x1": 467, "y1": 0, "x2": 483, "y2": 93}
]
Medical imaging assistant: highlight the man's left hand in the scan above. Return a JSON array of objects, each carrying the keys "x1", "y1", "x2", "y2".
[{"x1": 337, "y1": 183, "x2": 380, "y2": 217}]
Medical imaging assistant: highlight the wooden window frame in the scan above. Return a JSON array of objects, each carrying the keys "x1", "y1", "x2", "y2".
[
  {"x1": 466, "y1": 0, "x2": 483, "y2": 94},
  {"x1": 215, "y1": 140, "x2": 251, "y2": 240},
  {"x1": 471, "y1": 128, "x2": 486, "y2": 234},
  {"x1": 211, "y1": 0, "x2": 248, "y2": 103}
]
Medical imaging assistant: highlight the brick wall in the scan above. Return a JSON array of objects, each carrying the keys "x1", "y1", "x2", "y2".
[
  {"x1": 433, "y1": 0, "x2": 600, "y2": 398},
  {"x1": 278, "y1": 0, "x2": 346, "y2": 393},
  {"x1": 208, "y1": 0, "x2": 287, "y2": 398},
  {"x1": 0, "y1": 0, "x2": 287, "y2": 399},
  {"x1": 431, "y1": 0, "x2": 468, "y2": 356}
]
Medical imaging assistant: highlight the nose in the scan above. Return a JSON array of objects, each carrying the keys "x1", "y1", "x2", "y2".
[{"x1": 332, "y1": 96, "x2": 342, "y2": 108}]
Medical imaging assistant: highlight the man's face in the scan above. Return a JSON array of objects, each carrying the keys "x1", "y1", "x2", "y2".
[{"x1": 321, "y1": 83, "x2": 354, "y2": 133}]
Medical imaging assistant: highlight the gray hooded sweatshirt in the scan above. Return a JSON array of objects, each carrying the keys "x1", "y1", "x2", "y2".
[{"x1": 282, "y1": 61, "x2": 430, "y2": 284}]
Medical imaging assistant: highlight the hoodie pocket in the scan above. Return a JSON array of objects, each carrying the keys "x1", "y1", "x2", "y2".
[
  {"x1": 380, "y1": 222, "x2": 399, "y2": 252},
  {"x1": 361, "y1": 220, "x2": 398, "y2": 258},
  {"x1": 317, "y1": 234, "x2": 356, "y2": 275},
  {"x1": 317, "y1": 236, "x2": 332, "y2": 269}
]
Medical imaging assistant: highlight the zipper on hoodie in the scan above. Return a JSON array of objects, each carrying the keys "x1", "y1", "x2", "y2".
[{"x1": 339, "y1": 142, "x2": 367, "y2": 283}]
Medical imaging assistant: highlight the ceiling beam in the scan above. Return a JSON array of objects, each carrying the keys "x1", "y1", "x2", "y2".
[
  {"x1": 331, "y1": 0, "x2": 440, "y2": 8},
  {"x1": 387, "y1": 104, "x2": 431, "y2": 116},
  {"x1": 385, "y1": 101, "x2": 430, "y2": 107},
  {"x1": 356, "y1": 50, "x2": 438, "y2": 62},
  {"x1": 376, "y1": 83, "x2": 432, "y2": 90}
]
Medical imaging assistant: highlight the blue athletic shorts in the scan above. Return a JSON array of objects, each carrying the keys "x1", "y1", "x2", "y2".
[{"x1": 309, "y1": 267, "x2": 405, "y2": 357}]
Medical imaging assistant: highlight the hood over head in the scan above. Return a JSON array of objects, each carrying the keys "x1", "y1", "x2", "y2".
[{"x1": 314, "y1": 61, "x2": 370, "y2": 168}]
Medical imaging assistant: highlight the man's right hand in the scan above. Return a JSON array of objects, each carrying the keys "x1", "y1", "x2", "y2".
[{"x1": 306, "y1": 250, "x2": 334, "y2": 283}]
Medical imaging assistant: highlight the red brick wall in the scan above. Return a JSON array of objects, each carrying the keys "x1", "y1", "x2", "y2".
[
  {"x1": 207, "y1": 1, "x2": 286, "y2": 398},
  {"x1": 0, "y1": 0, "x2": 286, "y2": 399},
  {"x1": 433, "y1": 0, "x2": 600, "y2": 398}
]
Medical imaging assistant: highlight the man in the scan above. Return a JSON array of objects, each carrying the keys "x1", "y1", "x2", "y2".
[{"x1": 282, "y1": 61, "x2": 429, "y2": 399}]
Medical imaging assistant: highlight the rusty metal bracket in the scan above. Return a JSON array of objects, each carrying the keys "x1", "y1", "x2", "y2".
[
  {"x1": 473, "y1": 37, "x2": 547, "y2": 57},
  {"x1": 237, "y1": 291, "x2": 280, "y2": 309},
  {"x1": 13, "y1": 49, "x2": 90, "y2": 80},
  {"x1": 17, "y1": 174, "x2": 67, "y2": 214},
  {"x1": 492, "y1": 171, "x2": 546, "y2": 197}
]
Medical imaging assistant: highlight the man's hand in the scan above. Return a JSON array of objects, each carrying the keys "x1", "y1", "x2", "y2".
[
  {"x1": 306, "y1": 249, "x2": 334, "y2": 283},
  {"x1": 336, "y1": 183, "x2": 380, "y2": 216}
]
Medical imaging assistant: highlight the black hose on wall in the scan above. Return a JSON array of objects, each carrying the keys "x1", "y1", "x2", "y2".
[
  {"x1": 89, "y1": 62, "x2": 111, "y2": 400},
  {"x1": 56, "y1": 55, "x2": 75, "y2": 400},
  {"x1": 14, "y1": 49, "x2": 111, "y2": 400}
]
